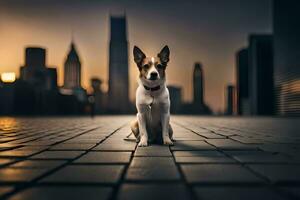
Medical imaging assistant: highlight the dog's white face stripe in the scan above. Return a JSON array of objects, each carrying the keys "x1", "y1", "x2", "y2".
[
  {"x1": 146, "y1": 57, "x2": 160, "y2": 80},
  {"x1": 151, "y1": 57, "x2": 155, "y2": 63}
]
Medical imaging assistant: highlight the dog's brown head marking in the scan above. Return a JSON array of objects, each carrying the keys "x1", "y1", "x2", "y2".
[{"x1": 133, "y1": 45, "x2": 170, "y2": 81}]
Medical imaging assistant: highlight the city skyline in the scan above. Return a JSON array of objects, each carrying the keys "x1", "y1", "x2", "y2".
[{"x1": 0, "y1": 0, "x2": 272, "y2": 112}]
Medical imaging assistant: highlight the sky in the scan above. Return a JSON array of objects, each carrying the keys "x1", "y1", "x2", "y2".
[{"x1": 0, "y1": 0, "x2": 272, "y2": 112}]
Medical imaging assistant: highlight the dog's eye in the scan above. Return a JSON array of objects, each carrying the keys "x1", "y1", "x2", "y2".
[
  {"x1": 143, "y1": 64, "x2": 150, "y2": 69},
  {"x1": 156, "y1": 64, "x2": 163, "y2": 69}
]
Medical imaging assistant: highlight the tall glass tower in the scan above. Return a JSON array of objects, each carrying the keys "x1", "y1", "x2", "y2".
[{"x1": 108, "y1": 15, "x2": 129, "y2": 113}]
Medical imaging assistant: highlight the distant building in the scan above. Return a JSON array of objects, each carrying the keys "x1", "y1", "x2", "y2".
[
  {"x1": 18, "y1": 47, "x2": 58, "y2": 114},
  {"x1": 273, "y1": 0, "x2": 300, "y2": 116},
  {"x1": 189, "y1": 62, "x2": 212, "y2": 114},
  {"x1": 108, "y1": 15, "x2": 129, "y2": 113},
  {"x1": 236, "y1": 48, "x2": 250, "y2": 115},
  {"x1": 168, "y1": 86, "x2": 182, "y2": 114},
  {"x1": 225, "y1": 85, "x2": 236, "y2": 115},
  {"x1": 20, "y1": 47, "x2": 57, "y2": 90},
  {"x1": 193, "y1": 62, "x2": 204, "y2": 106},
  {"x1": 91, "y1": 78, "x2": 107, "y2": 114},
  {"x1": 64, "y1": 42, "x2": 82, "y2": 90},
  {"x1": 0, "y1": 81, "x2": 15, "y2": 115},
  {"x1": 248, "y1": 35, "x2": 274, "y2": 115},
  {"x1": 62, "y1": 41, "x2": 86, "y2": 102}
]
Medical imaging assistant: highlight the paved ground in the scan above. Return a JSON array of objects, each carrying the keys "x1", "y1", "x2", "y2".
[{"x1": 0, "y1": 116, "x2": 299, "y2": 200}]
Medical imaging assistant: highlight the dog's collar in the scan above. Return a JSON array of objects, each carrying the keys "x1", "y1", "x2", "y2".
[{"x1": 143, "y1": 85, "x2": 161, "y2": 91}]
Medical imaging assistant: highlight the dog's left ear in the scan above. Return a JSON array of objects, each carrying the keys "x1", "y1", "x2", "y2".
[
  {"x1": 133, "y1": 46, "x2": 146, "y2": 66},
  {"x1": 158, "y1": 45, "x2": 170, "y2": 64}
]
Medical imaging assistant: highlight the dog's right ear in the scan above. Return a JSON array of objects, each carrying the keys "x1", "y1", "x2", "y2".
[{"x1": 133, "y1": 46, "x2": 146, "y2": 66}]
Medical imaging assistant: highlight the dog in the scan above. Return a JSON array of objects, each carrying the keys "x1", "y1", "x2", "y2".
[{"x1": 130, "y1": 45, "x2": 174, "y2": 147}]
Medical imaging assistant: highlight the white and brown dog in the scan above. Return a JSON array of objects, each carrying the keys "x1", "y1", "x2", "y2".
[{"x1": 130, "y1": 45, "x2": 173, "y2": 147}]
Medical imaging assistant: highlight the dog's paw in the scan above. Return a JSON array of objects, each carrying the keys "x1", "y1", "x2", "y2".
[
  {"x1": 163, "y1": 137, "x2": 174, "y2": 146},
  {"x1": 138, "y1": 137, "x2": 148, "y2": 147}
]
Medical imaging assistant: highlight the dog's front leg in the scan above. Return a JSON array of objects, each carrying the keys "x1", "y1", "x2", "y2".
[
  {"x1": 160, "y1": 104, "x2": 173, "y2": 145},
  {"x1": 137, "y1": 105, "x2": 149, "y2": 147}
]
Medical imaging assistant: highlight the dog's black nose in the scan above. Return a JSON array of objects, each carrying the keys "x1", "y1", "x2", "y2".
[{"x1": 150, "y1": 72, "x2": 158, "y2": 80}]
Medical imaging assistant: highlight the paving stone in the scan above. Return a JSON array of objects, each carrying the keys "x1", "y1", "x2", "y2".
[
  {"x1": 13, "y1": 146, "x2": 49, "y2": 151},
  {"x1": 135, "y1": 145, "x2": 172, "y2": 157},
  {"x1": 206, "y1": 139, "x2": 259, "y2": 150},
  {"x1": 198, "y1": 132, "x2": 226, "y2": 139},
  {"x1": 230, "y1": 135, "x2": 264, "y2": 144},
  {"x1": 173, "y1": 151, "x2": 235, "y2": 163},
  {"x1": 8, "y1": 186, "x2": 112, "y2": 200},
  {"x1": 0, "y1": 158, "x2": 16, "y2": 166},
  {"x1": 181, "y1": 164, "x2": 264, "y2": 184},
  {"x1": 117, "y1": 184, "x2": 192, "y2": 200},
  {"x1": 63, "y1": 138, "x2": 103, "y2": 144},
  {"x1": 171, "y1": 141, "x2": 216, "y2": 151},
  {"x1": 74, "y1": 152, "x2": 131, "y2": 164},
  {"x1": 0, "y1": 168, "x2": 48, "y2": 182},
  {"x1": 0, "y1": 150, "x2": 40, "y2": 157},
  {"x1": 248, "y1": 164, "x2": 300, "y2": 183},
  {"x1": 129, "y1": 157, "x2": 176, "y2": 167},
  {"x1": 126, "y1": 167, "x2": 180, "y2": 181},
  {"x1": 93, "y1": 141, "x2": 136, "y2": 151},
  {"x1": 225, "y1": 150, "x2": 294, "y2": 163},
  {"x1": 41, "y1": 165, "x2": 124, "y2": 184},
  {"x1": 173, "y1": 133, "x2": 206, "y2": 141},
  {"x1": 126, "y1": 157, "x2": 180, "y2": 181},
  {"x1": 49, "y1": 143, "x2": 95, "y2": 150},
  {"x1": 0, "y1": 187, "x2": 14, "y2": 197},
  {"x1": 31, "y1": 151, "x2": 84, "y2": 159},
  {"x1": 194, "y1": 186, "x2": 286, "y2": 200},
  {"x1": 9, "y1": 160, "x2": 66, "y2": 168},
  {"x1": 22, "y1": 140, "x2": 58, "y2": 146}
]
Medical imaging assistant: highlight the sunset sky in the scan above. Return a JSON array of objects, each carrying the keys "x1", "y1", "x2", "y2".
[{"x1": 0, "y1": 0, "x2": 272, "y2": 112}]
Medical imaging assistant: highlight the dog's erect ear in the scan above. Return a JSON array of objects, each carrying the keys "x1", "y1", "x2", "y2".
[
  {"x1": 158, "y1": 45, "x2": 170, "y2": 64},
  {"x1": 133, "y1": 46, "x2": 146, "y2": 66}
]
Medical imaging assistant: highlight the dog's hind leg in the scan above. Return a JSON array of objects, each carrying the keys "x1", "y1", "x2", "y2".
[{"x1": 130, "y1": 120, "x2": 140, "y2": 142}]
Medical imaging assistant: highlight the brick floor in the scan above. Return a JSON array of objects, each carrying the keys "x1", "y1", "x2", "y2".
[{"x1": 0, "y1": 116, "x2": 299, "y2": 200}]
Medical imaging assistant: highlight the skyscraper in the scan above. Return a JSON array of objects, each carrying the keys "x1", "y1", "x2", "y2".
[
  {"x1": 108, "y1": 15, "x2": 129, "y2": 113},
  {"x1": 64, "y1": 42, "x2": 81, "y2": 90},
  {"x1": 193, "y1": 62, "x2": 204, "y2": 106},
  {"x1": 273, "y1": 0, "x2": 300, "y2": 116},
  {"x1": 225, "y1": 85, "x2": 236, "y2": 115},
  {"x1": 248, "y1": 35, "x2": 274, "y2": 115},
  {"x1": 236, "y1": 48, "x2": 250, "y2": 115},
  {"x1": 62, "y1": 41, "x2": 86, "y2": 102}
]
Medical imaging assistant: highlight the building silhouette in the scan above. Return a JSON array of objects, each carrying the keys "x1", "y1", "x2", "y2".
[
  {"x1": 193, "y1": 62, "x2": 204, "y2": 106},
  {"x1": 273, "y1": 0, "x2": 300, "y2": 116},
  {"x1": 225, "y1": 85, "x2": 236, "y2": 115},
  {"x1": 0, "y1": 81, "x2": 15, "y2": 115},
  {"x1": 236, "y1": 48, "x2": 250, "y2": 115},
  {"x1": 18, "y1": 47, "x2": 58, "y2": 114},
  {"x1": 248, "y1": 35, "x2": 274, "y2": 115},
  {"x1": 168, "y1": 86, "x2": 182, "y2": 114},
  {"x1": 64, "y1": 42, "x2": 81, "y2": 90},
  {"x1": 90, "y1": 78, "x2": 107, "y2": 114},
  {"x1": 108, "y1": 15, "x2": 129, "y2": 113},
  {"x1": 180, "y1": 62, "x2": 211, "y2": 115},
  {"x1": 62, "y1": 41, "x2": 86, "y2": 102},
  {"x1": 20, "y1": 47, "x2": 57, "y2": 90}
]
